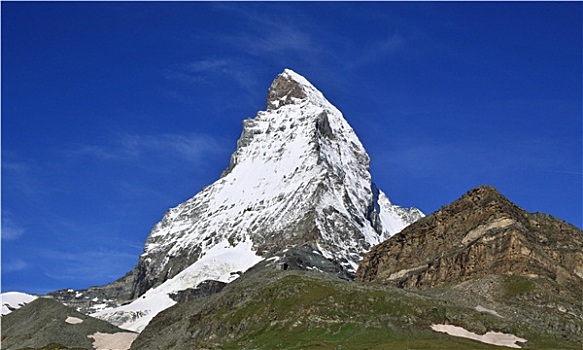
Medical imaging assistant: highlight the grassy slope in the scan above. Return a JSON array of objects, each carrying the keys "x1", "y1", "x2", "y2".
[{"x1": 170, "y1": 272, "x2": 579, "y2": 350}]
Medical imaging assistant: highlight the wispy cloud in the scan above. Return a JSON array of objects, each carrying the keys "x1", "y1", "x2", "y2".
[
  {"x1": 1, "y1": 215, "x2": 25, "y2": 241},
  {"x1": 379, "y1": 32, "x2": 405, "y2": 52},
  {"x1": 164, "y1": 5, "x2": 324, "y2": 96},
  {"x1": 38, "y1": 249, "x2": 138, "y2": 282},
  {"x1": 213, "y1": 3, "x2": 322, "y2": 58},
  {"x1": 346, "y1": 32, "x2": 407, "y2": 70},
  {"x1": 163, "y1": 59, "x2": 233, "y2": 84},
  {"x1": 227, "y1": 24, "x2": 320, "y2": 57},
  {"x1": 72, "y1": 132, "x2": 225, "y2": 166},
  {"x1": 187, "y1": 59, "x2": 232, "y2": 74},
  {"x1": 2, "y1": 259, "x2": 29, "y2": 274},
  {"x1": 181, "y1": 59, "x2": 259, "y2": 96},
  {"x1": 1, "y1": 156, "x2": 47, "y2": 199}
]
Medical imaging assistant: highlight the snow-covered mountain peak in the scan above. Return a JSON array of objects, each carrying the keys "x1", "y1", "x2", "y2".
[
  {"x1": 59, "y1": 70, "x2": 423, "y2": 332},
  {"x1": 137, "y1": 69, "x2": 422, "y2": 290}
]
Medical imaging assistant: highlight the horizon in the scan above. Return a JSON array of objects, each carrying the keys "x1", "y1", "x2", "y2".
[{"x1": 2, "y1": 2, "x2": 581, "y2": 295}]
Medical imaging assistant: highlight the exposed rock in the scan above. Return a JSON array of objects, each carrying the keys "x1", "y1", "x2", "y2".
[
  {"x1": 169, "y1": 280, "x2": 226, "y2": 303},
  {"x1": 356, "y1": 186, "x2": 583, "y2": 297},
  {"x1": 266, "y1": 70, "x2": 308, "y2": 110},
  {"x1": 48, "y1": 271, "x2": 137, "y2": 314},
  {"x1": 356, "y1": 185, "x2": 583, "y2": 338}
]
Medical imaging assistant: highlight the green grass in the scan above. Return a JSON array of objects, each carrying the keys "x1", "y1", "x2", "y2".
[
  {"x1": 503, "y1": 276, "x2": 535, "y2": 298},
  {"x1": 212, "y1": 275, "x2": 505, "y2": 349},
  {"x1": 183, "y1": 272, "x2": 581, "y2": 350},
  {"x1": 18, "y1": 344, "x2": 85, "y2": 350},
  {"x1": 224, "y1": 324, "x2": 509, "y2": 349}
]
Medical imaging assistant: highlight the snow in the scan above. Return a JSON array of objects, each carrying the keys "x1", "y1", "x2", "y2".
[
  {"x1": 90, "y1": 303, "x2": 109, "y2": 312},
  {"x1": 92, "y1": 239, "x2": 262, "y2": 332},
  {"x1": 475, "y1": 305, "x2": 503, "y2": 318},
  {"x1": 65, "y1": 316, "x2": 83, "y2": 324},
  {"x1": 1, "y1": 291, "x2": 37, "y2": 316},
  {"x1": 431, "y1": 324, "x2": 527, "y2": 348},
  {"x1": 88, "y1": 331, "x2": 137, "y2": 350}
]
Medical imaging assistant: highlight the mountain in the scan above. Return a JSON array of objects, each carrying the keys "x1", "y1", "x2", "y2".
[
  {"x1": 130, "y1": 186, "x2": 583, "y2": 349},
  {"x1": 48, "y1": 69, "x2": 422, "y2": 332},
  {"x1": 0, "y1": 297, "x2": 136, "y2": 350},
  {"x1": 356, "y1": 186, "x2": 583, "y2": 295},
  {"x1": 356, "y1": 185, "x2": 583, "y2": 343}
]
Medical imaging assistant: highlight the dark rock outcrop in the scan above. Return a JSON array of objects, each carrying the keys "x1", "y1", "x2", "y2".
[{"x1": 169, "y1": 280, "x2": 227, "y2": 303}]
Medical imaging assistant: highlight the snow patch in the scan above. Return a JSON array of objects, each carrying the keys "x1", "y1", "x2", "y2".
[
  {"x1": 88, "y1": 332, "x2": 137, "y2": 350},
  {"x1": 266, "y1": 256, "x2": 281, "y2": 263},
  {"x1": 65, "y1": 316, "x2": 83, "y2": 324},
  {"x1": 475, "y1": 305, "x2": 503, "y2": 318},
  {"x1": 431, "y1": 324, "x2": 526, "y2": 348}
]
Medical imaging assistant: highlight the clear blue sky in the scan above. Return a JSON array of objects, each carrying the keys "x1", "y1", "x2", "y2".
[{"x1": 2, "y1": 2, "x2": 581, "y2": 295}]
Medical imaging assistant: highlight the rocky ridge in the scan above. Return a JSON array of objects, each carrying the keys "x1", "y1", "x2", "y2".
[{"x1": 356, "y1": 186, "x2": 583, "y2": 295}]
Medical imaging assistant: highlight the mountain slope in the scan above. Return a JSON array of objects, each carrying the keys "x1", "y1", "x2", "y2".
[
  {"x1": 0, "y1": 298, "x2": 136, "y2": 350},
  {"x1": 50, "y1": 69, "x2": 422, "y2": 332},
  {"x1": 356, "y1": 186, "x2": 583, "y2": 296},
  {"x1": 130, "y1": 261, "x2": 581, "y2": 349},
  {"x1": 356, "y1": 185, "x2": 583, "y2": 343},
  {"x1": 130, "y1": 186, "x2": 583, "y2": 349}
]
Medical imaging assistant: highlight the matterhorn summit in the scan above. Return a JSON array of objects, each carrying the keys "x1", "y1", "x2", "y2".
[
  {"x1": 138, "y1": 69, "x2": 422, "y2": 287},
  {"x1": 49, "y1": 69, "x2": 423, "y2": 332}
]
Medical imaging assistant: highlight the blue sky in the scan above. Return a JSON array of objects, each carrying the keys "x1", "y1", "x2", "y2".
[{"x1": 2, "y1": 2, "x2": 581, "y2": 295}]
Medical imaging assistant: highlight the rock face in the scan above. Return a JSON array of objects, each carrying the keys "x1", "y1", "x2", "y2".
[
  {"x1": 50, "y1": 69, "x2": 422, "y2": 332},
  {"x1": 356, "y1": 186, "x2": 583, "y2": 303}
]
